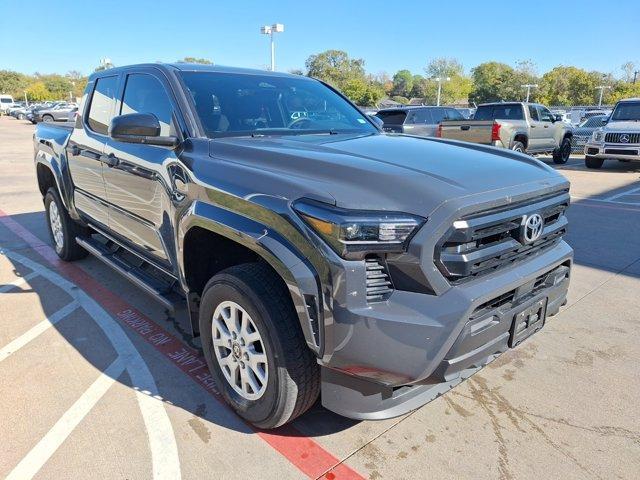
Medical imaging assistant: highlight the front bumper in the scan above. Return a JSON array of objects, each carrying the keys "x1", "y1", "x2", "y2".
[
  {"x1": 320, "y1": 240, "x2": 572, "y2": 420},
  {"x1": 585, "y1": 142, "x2": 640, "y2": 161}
]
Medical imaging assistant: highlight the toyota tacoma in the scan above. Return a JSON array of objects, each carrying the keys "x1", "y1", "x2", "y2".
[{"x1": 33, "y1": 63, "x2": 572, "y2": 428}]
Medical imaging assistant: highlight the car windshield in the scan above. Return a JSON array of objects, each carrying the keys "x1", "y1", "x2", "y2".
[
  {"x1": 610, "y1": 101, "x2": 640, "y2": 121},
  {"x1": 579, "y1": 116, "x2": 605, "y2": 128},
  {"x1": 179, "y1": 72, "x2": 377, "y2": 138}
]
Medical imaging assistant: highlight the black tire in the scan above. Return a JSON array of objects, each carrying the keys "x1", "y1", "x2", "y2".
[
  {"x1": 17, "y1": 113, "x2": 25, "y2": 120},
  {"x1": 585, "y1": 156, "x2": 604, "y2": 169},
  {"x1": 44, "y1": 188, "x2": 88, "y2": 261},
  {"x1": 199, "y1": 262, "x2": 320, "y2": 428},
  {"x1": 43, "y1": 115, "x2": 54, "y2": 122},
  {"x1": 511, "y1": 141, "x2": 526, "y2": 154},
  {"x1": 553, "y1": 137, "x2": 571, "y2": 164}
]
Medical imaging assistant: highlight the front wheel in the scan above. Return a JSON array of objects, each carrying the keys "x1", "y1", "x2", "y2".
[
  {"x1": 44, "y1": 188, "x2": 88, "y2": 261},
  {"x1": 199, "y1": 263, "x2": 320, "y2": 428},
  {"x1": 553, "y1": 138, "x2": 572, "y2": 164},
  {"x1": 17, "y1": 113, "x2": 25, "y2": 120},
  {"x1": 511, "y1": 141, "x2": 526, "y2": 154},
  {"x1": 585, "y1": 156, "x2": 604, "y2": 169},
  {"x1": 43, "y1": 115, "x2": 54, "y2": 122}
]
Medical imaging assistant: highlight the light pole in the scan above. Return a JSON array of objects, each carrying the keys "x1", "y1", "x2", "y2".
[
  {"x1": 521, "y1": 84, "x2": 538, "y2": 102},
  {"x1": 24, "y1": 91, "x2": 28, "y2": 106},
  {"x1": 435, "y1": 76, "x2": 450, "y2": 106},
  {"x1": 595, "y1": 85, "x2": 611, "y2": 107},
  {"x1": 260, "y1": 23, "x2": 284, "y2": 71}
]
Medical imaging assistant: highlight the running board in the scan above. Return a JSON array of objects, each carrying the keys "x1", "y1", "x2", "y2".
[{"x1": 75, "y1": 234, "x2": 184, "y2": 313}]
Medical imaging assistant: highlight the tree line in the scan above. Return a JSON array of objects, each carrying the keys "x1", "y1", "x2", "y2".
[
  {"x1": 2, "y1": 53, "x2": 638, "y2": 107},
  {"x1": 302, "y1": 50, "x2": 640, "y2": 107}
]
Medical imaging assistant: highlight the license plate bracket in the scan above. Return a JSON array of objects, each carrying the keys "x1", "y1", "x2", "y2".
[{"x1": 509, "y1": 297, "x2": 547, "y2": 348}]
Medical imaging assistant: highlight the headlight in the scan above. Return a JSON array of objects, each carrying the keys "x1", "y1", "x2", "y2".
[
  {"x1": 293, "y1": 199, "x2": 425, "y2": 258},
  {"x1": 592, "y1": 129, "x2": 604, "y2": 142}
]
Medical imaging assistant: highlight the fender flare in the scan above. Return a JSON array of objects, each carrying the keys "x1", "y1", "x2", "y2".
[
  {"x1": 34, "y1": 143, "x2": 80, "y2": 220},
  {"x1": 510, "y1": 131, "x2": 528, "y2": 149},
  {"x1": 178, "y1": 201, "x2": 324, "y2": 355}
]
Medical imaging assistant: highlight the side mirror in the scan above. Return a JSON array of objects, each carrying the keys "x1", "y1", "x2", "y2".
[
  {"x1": 601, "y1": 117, "x2": 609, "y2": 125},
  {"x1": 109, "y1": 113, "x2": 178, "y2": 147},
  {"x1": 554, "y1": 114, "x2": 563, "y2": 122},
  {"x1": 368, "y1": 114, "x2": 384, "y2": 130}
]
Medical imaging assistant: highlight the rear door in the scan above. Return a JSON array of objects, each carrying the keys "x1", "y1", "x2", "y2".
[
  {"x1": 537, "y1": 105, "x2": 557, "y2": 149},
  {"x1": 67, "y1": 75, "x2": 118, "y2": 227},
  {"x1": 102, "y1": 69, "x2": 181, "y2": 267},
  {"x1": 527, "y1": 104, "x2": 546, "y2": 151},
  {"x1": 402, "y1": 109, "x2": 433, "y2": 137}
]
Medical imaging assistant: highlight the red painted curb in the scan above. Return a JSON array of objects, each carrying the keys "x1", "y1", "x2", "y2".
[{"x1": 0, "y1": 209, "x2": 363, "y2": 480}]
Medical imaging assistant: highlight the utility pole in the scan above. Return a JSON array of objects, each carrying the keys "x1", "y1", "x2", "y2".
[
  {"x1": 634, "y1": 71, "x2": 639, "y2": 84},
  {"x1": 435, "y1": 77, "x2": 450, "y2": 106},
  {"x1": 260, "y1": 23, "x2": 284, "y2": 71},
  {"x1": 521, "y1": 84, "x2": 538, "y2": 102},
  {"x1": 595, "y1": 85, "x2": 611, "y2": 107}
]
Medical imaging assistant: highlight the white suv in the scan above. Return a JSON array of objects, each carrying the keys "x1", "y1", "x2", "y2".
[
  {"x1": 585, "y1": 98, "x2": 640, "y2": 169},
  {"x1": 0, "y1": 95, "x2": 15, "y2": 113}
]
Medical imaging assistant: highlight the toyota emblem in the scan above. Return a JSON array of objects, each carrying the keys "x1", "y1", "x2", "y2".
[
  {"x1": 619, "y1": 134, "x2": 630, "y2": 143},
  {"x1": 523, "y1": 214, "x2": 544, "y2": 243}
]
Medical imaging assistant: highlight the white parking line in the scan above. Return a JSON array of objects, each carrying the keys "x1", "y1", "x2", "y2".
[
  {"x1": 0, "y1": 248, "x2": 181, "y2": 480},
  {"x1": 0, "y1": 301, "x2": 79, "y2": 363},
  {"x1": 0, "y1": 271, "x2": 38, "y2": 293},
  {"x1": 604, "y1": 186, "x2": 640, "y2": 203},
  {"x1": 6, "y1": 358, "x2": 125, "y2": 480}
]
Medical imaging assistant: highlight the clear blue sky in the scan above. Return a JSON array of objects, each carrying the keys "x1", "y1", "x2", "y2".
[{"x1": 3, "y1": 0, "x2": 639, "y2": 77}]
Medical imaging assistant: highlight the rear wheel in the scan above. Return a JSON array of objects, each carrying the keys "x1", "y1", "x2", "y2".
[
  {"x1": 585, "y1": 156, "x2": 604, "y2": 169},
  {"x1": 553, "y1": 137, "x2": 571, "y2": 164},
  {"x1": 511, "y1": 141, "x2": 525, "y2": 153},
  {"x1": 199, "y1": 263, "x2": 320, "y2": 428},
  {"x1": 17, "y1": 113, "x2": 25, "y2": 120},
  {"x1": 44, "y1": 188, "x2": 88, "y2": 261},
  {"x1": 43, "y1": 114, "x2": 54, "y2": 122}
]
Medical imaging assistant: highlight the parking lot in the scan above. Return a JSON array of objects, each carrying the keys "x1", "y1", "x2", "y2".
[{"x1": 1, "y1": 115, "x2": 639, "y2": 479}]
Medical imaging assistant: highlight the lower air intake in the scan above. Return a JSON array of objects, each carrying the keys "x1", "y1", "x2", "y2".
[{"x1": 365, "y1": 257, "x2": 393, "y2": 302}]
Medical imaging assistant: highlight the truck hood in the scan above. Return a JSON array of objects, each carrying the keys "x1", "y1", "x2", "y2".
[
  {"x1": 603, "y1": 121, "x2": 640, "y2": 131},
  {"x1": 208, "y1": 133, "x2": 566, "y2": 216}
]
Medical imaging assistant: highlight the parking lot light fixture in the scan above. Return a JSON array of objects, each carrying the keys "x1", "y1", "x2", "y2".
[
  {"x1": 260, "y1": 23, "x2": 284, "y2": 71},
  {"x1": 595, "y1": 85, "x2": 611, "y2": 107},
  {"x1": 521, "y1": 84, "x2": 538, "y2": 102},
  {"x1": 435, "y1": 77, "x2": 450, "y2": 106}
]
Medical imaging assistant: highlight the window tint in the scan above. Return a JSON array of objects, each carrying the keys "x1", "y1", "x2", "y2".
[
  {"x1": 474, "y1": 104, "x2": 524, "y2": 121},
  {"x1": 375, "y1": 110, "x2": 407, "y2": 125},
  {"x1": 528, "y1": 105, "x2": 539, "y2": 121},
  {"x1": 121, "y1": 74, "x2": 173, "y2": 136},
  {"x1": 87, "y1": 76, "x2": 117, "y2": 135},
  {"x1": 406, "y1": 109, "x2": 432, "y2": 124},
  {"x1": 538, "y1": 106, "x2": 554, "y2": 122},
  {"x1": 1, "y1": 98, "x2": 13, "y2": 103},
  {"x1": 611, "y1": 101, "x2": 640, "y2": 121},
  {"x1": 444, "y1": 108, "x2": 464, "y2": 120}
]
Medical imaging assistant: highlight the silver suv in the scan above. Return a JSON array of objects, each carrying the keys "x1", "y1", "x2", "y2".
[{"x1": 584, "y1": 98, "x2": 640, "y2": 168}]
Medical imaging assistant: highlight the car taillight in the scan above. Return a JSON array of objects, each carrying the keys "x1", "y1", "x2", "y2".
[
  {"x1": 436, "y1": 124, "x2": 442, "y2": 137},
  {"x1": 491, "y1": 122, "x2": 501, "y2": 142}
]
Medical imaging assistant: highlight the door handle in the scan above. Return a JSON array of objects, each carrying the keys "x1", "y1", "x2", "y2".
[
  {"x1": 99, "y1": 153, "x2": 119, "y2": 167},
  {"x1": 531, "y1": 125, "x2": 536, "y2": 128},
  {"x1": 460, "y1": 125, "x2": 470, "y2": 131},
  {"x1": 544, "y1": 125, "x2": 549, "y2": 128},
  {"x1": 69, "y1": 144, "x2": 81, "y2": 156}
]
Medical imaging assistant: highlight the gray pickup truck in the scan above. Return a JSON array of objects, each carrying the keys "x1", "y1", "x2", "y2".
[
  {"x1": 439, "y1": 102, "x2": 574, "y2": 164},
  {"x1": 34, "y1": 63, "x2": 572, "y2": 428}
]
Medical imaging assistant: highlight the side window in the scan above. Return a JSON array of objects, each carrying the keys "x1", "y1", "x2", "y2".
[
  {"x1": 430, "y1": 108, "x2": 446, "y2": 124},
  {"x1": 444, "y1": 108, "x2": 464, "y2": 120},
  {"x1": 87, "y1": 76, "x2": 118, "y2": 135},
  {"x1": 538, "y1": 106, "x2": 554, "y2": 122},
  {"x1": 528, "y1": 105, "x2": 539, "y2": 121},
  {"x1": 121, "y1": 73, "x2": 173, "y2": 136},
  {"x1": 407, "y1": 109, "x2": 431, "y2": 124}
]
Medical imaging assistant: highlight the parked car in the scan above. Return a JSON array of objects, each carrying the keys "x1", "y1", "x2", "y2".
[
  {"x1": 375, "y1": 106, "x2": 465, "y2": 136},
  {"x1": 438, "y1": 102, "x2": 574, "y2": 164},
  {"x1": 0, "y1": 94, "x2": 15, "y2": 113},
  {"x1": 584, "y1": 98, "x2": 640, "y2": 168},
  {"x1": 10, "y1": 105, "x2": 31, "y2": 120},
  {"x1": 571, "y1": 115, "x2": 608, "y2": 153},
  {"x1": 33, "y1": 103, "x2": 77, "y2": 123},
  {"x1": 5, "y1": 102, "x2": 27, "y2": 116},
  {"x1": 34, "y1": 63, "x2": 572, "y2": 428}
]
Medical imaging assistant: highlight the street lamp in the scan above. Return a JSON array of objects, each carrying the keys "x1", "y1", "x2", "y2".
[
  {"x1": 595, "y1": 85, "x2": 611, "y2": 107},
  {"x1": 521, "y1": 84, "x2": 538, "y2": 102},
  {"x1": 435, "y1": 76, "x2": 450, "y2": 106},
  {"x1": 260, "y1": 23, "x2": 284, "y2": 71}
]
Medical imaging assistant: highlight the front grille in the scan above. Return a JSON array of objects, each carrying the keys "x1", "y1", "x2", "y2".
[
  {"x1": 605, "y1": 148, "x2": 638, "y2": 156},
  {"x1": 365, "y1": 257, "x2": 393, "y2": 301},
  {"x1": 435, "y1": 192, "x2": 569, "y2": 283},
  {"x1": 605, "y1": 132, "x2": 640, "y2": 144}
]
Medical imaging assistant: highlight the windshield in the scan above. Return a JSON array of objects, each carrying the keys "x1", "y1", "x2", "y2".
[
  {"x1": 179, "y1": 72, "x2": 377, "y2": 138},
  {"x1": 579, "y1": 116, "x2": 606, "y2": 128},
  {"x1": 610, "y1": 101, "x2": 640, "y2": 121}
]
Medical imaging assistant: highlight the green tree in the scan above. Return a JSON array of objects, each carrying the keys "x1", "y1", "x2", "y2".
[
  {"x1": 0, "y1": 70, "x2": 30, "y2": 97},
  {"x1": 425, "y1": 57, "x2": 464, "y2": 78},
  {"x1": 25, "y1": 81, "x2": 50, "y2": 101},
  {"x1": 341, "y1": 78, "x2": 384, "y2": 106},
  {"x1": 177, "y1": 57, "x2": 213, "y2": 64},
  {"x1": 538, "y1": 66, "x2": 604, "y2": 105},
  {"x1": 305, "y1": 50, "x2": 365, "y2": 89},
  {"x1": 610, "y1": 81, "x2": 640, "y2": 103},
  {"x1": 391, "y1": 70, "x2": 414, "y2": 98},
  {"x1": 470, "y1": 62, "x2": 522, "y2": 103}
]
